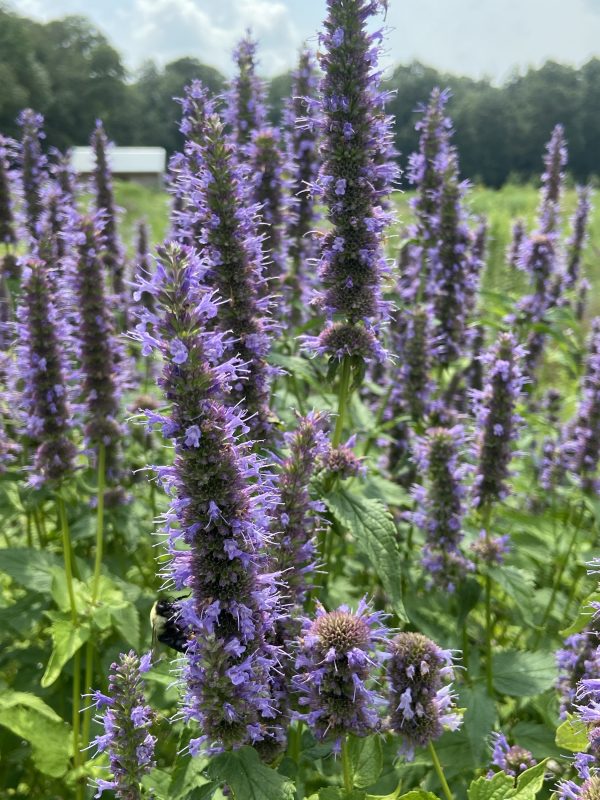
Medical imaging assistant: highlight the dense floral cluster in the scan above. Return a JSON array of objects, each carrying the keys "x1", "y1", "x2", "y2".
[
  {"x1": 0, "y1": 135, "x2": 16, "y2": 249},
  {"x1": 566, "y1": 186, "x2": 592, "y2": 287},
  {"x1": 225, "y1": 33, "x2": 267, "y2": 149},
  {"x1": 557, "y1": 627, "x2": 600, "y2": 717},
  {"x1": 17, "y1": 108, "x2": 46, "y2": 239},
  {"x1": 489, "y1": 732, "x2": 537, "y2": 777}
]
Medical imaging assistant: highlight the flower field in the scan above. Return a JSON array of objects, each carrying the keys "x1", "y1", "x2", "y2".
[{"x1": 1, "y1": 1, "x2": 600, "y2": 799}]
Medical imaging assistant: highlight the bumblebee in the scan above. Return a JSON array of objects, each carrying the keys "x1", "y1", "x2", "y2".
[{"x1": 150, "y1": 597, "x2": 190, "y2": 654}]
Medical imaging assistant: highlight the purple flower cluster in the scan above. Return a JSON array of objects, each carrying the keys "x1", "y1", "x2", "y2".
[
  {"x1": 91, "y1": 650, "x2": 156, "y2": 799},
  {"x1": 538, "y1": 123, "x2": 567, "y2": 239},
  {"x1": 173, "y1": 111, "x2": 273, "y2": 442},
  {"x1": 17, "y1": 109, "x2": 46, "y2": 239},
  {"x1": 284, "y1": 49, "x2": 321, "y2": 310},
  {"x1": 507, "y1": 219, "x2": 525, "y2": 271},
  {"x1": 410, "y1": 425, "x2": 472, "y2": 591},
  {"x1": 489, "y1": 732, "x2": 536, "y2": 777},
  {"x1": 0, "y1": 135, "x2": 16, "y2": 248},
  {"x1": 91, "y1": 121, "x2": 125, "y2": 297},
  {"x1": 225, "y1": 33, "x2": 267, "y2": 150},
  {"x1": 557, "y1": 628, "x2": 600, "y2": 717},
  {"x1": 471, "y1": 532, "x2": 510, "y2": 566},
  {"x1": 134, "y1": 243, "x2": 282, "y2": 754},
  {"x1": 387, "y1": 631, "x2": 461, "y2": 758},
  {"x1": 566, "y1": 186, "x2": 593, "y2": 288},
  {"x1": 397, "y1": 306, "x2": 434, "y2": 422},
  {"x1": 270, "y1": 411, "x2": 329, "y2": 612},
  {"x1": 14, "y1": 258, "x2": 76, "y2": 486},
  {"x1": 472, "y1": 332, "x2": 526, "y2": 509},
  {"x1": 293, "y1": 598, "x2": 388, "y2": 742},
  {"x1": 305, "y1": 0, "x2": 398, "y2": 365}
]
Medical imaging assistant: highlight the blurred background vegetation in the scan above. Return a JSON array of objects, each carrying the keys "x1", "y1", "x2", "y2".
[{"x1": 1, "y1": 4, "x2": 600, "y2": 187}]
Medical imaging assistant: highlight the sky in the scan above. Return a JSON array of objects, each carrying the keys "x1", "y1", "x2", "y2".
[{"x1": 11, "y1": 0, "x2": 600, "y2": 82}]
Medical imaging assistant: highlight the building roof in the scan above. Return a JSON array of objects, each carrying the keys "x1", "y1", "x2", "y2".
[{"x1": 71, "y1": 146, "x2": 167, "y2": 175}]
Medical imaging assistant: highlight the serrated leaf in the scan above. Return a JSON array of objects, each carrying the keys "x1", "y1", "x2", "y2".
[
  {"x1": 512, "y1": 721, "x2": 562, "y2": 759},
  {"x1": 169, "y1": 752, "x2": 212, "y2": 799},
  {"x1": 348, "y1": 735, "x2": 383, "y2": 788},
  {"x1": 555, "y1": 715, "x2": 589, "y2": 753},
  {"x1": 41, "y1": 617, "x2": 91, "y2": 688},
  {"x1": 0, "y1": 690, "x2": 72, "y2": 777},
  {"x1": 512, "y1": 759, "x2": 548, "y2": 800},
  {"x1": 324, "y1": 487, "x2": 405, "y2": 621},
  {"x1": 467, "y1": 771, "x2": 514, "y2": 800},
  {"x1": 461, "y1": 686, "x2": 497, "y2": 764},
  {"x1": 1, "y1": 547, "x2": 62, "y2": 593},
  {"x1": 488, "y1": 567, "x2": 535, "y2": 624},
  {"x1": 207, "y1": 747, "x2": 294, "y2": 800},
  {"x1": 561, "y1": 591, "x2": 600, "y2": 637},
  {"x1": 397, "y1": 792, "x2": 439, "y2": 800},
  {"x1": 492, "y1": 651, "x2": 556, "y2": 697}
]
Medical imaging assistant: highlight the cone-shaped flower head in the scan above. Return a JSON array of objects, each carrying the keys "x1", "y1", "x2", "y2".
[
  {"x1": 387, "y1": 632, "x2": 461, "y2": 758},
  {"x1": 17, "y1": 108, "x2": 47, "y2": 238},
  {"x1": 305, "y1": 0, "x2": 398, "y2": 366},
  {"x1": 0, "y1": 135, "x2": 16, "y2": 247},
  {"x1": 15, "y1": 258, "x2": 76, "y2": 486},
  {"x1": 538, "y1": 123, "x2": 567, "y2": 238},
  {"x1": 91, "y1": 120, "x2": 125, "y2": 296},
  {"x1": 489, "y1": 732, "x2": 536, "y2": 777},
  {"x1": 507, "y1": 219, "x2": 525, "y2": 271},
  {"x1": 91, "y1": 651, "x2": 156, "y2": 799},
  {"x1": 134, "y1": 242, "x2": 282, "y2": 754},
  {"x1": 411, "y1": 426, "x2": 472, "y2": 591},
  {"x1": 566, "y1": 186, "x2": 593, "y2": 288},
  {"x1": 225, "y1": 32, "x2": 267, "y2": 150},
  {"x1": 293, "y1": 598, "x2": 388, "y2": 741},
  {"x1": 398, "y1": 305, "x2": 434, "y2": 422},
  {"x1": 472, "y1": 332, "x2": 526, "y2": 509},
  {"x1": 284, "y1": 49, "x2": 321, "y2": 305}
]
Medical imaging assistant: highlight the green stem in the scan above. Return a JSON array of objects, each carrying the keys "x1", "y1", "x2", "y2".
[
  {"x1": 332, "y1": 357, "x2": 352, "y2": 449},
  {"x1": 81, "y1": 642, "x2": 95, "y2": 757},
  {"x1": 57, "y1": 495, "x2": 78, "y2": 624},
  {"x1": 92, "y1": 443, "x2": 106, "y2": 605},
  {"x1": 291, "y1": 374, "x2": 307, "y2": 416},
  {"x1": 428, "y1": 741, "x2": 453, "y2": 800},
  {"x1": 485, "y1": 572, "x2": 493, "y2": 696},
  {"x1": 72, "y1": 648, "x2": 82, "y2": 771},
  {"x1": 341, "y1": 735, "x2": 353, "y2": 794},
  {"x1": 362, "y1": 384, "x2": 393, "y2": 457}
]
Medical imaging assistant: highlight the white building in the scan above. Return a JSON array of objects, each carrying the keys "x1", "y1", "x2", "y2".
[{"x1": 71, "y1": 146, "x2": 167, "y2": 188}]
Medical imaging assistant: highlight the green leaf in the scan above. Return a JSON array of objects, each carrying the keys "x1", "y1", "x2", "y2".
[
  {"x1": 1, "y1": 547, "x2": 62, "y2": 593},
  {"x1": 561, "y1": 591, "x2": 600, "y2": 637},
  {"x1": 0, "y1": 690, "x2": 72, "y2": 777},
  {"x1": 319, "y1": 790, "x2": 366, "y2": 800},
  {"x1": 512, "y1": 721, "x2": 562, "y2": 759},
  {"x1": 461, "y1": 686, "x2": 497, "y2": 764},
  {"x1": 112, "y1": 603, "x2": 141, "y2": 650},
  {"x1": 348, "y1": 735, "x2": 383, "y2": 788},
  {"x1": 324, "y1": 487, "x2": 405, "y2": 621},
  {"x1": 169, "y1": 751, "x2": 212, "y2": 799},
  {"x1": 207, "y1": 747, "x2": 295, "y2": 800},
  {"x1": 397, "y1": 792, "x2": 439, "y2": 800},
  {"x1": 467, "y1": 771, "x2": 514, "y2": 800},
  {"x1": 555, "y1": 715, "x2": 589, "y2": 753},
  {"x1": 512, "y1": 759, "x2": 548, "y2": 800},
  {"x1": 41, "y1": 616, "x2": 91, "y2": 688},
  {"x1": 492, "y1": 651, "x2": 556, "y2": 697},
  {"x1": 488, "y1": 567, "x2": 536, "y2": 624}
]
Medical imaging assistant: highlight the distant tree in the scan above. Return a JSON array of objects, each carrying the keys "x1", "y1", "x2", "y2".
[{"x1": 267, "y1": 71, "x2": 293, "y2": 125}]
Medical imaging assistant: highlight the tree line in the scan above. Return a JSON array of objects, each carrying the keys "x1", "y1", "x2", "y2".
[{"x1": 1, "y1": 4, "x2": 598, "y2": 187}]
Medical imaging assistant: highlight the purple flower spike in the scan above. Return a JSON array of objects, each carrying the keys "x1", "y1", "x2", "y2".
[
  {"x1": 293, "y1": 598, "x2": 388, "y2": 742},
  {"x1": 17, "y1": 108, "x2": 47, "y2": 239},
  {"x1": 134, "y1": 242, "x2": 283, "y2": 754},
  {"x1": 387, "y1": 632, "x2": 461, "y2": 759},
  {"x1": 284, "y1": 49, "x2": 321, "y2": 313},
  {"x1": 399, "y1": 306, "x2": 434, "y2": 422},
  {"x1": 15, "y1": 258, "x2": 76, "y2": 486},
  {"x1": 538, "y1": 123, "x2": 567, "y2": 239},
  {"x1": 91, "y1": 651, "x2": 157, "y2": 799},
  {"x1": 0, "y1": 135, "x2": 17, "y2": 248},
  {"x1": 410, "y1": 426, "x2": 473, "y2": 591},
  {"x1": 566, "y1": 186, "x2": 593, "y2": 288},
  {"x1": 305, "y1": 0, "x2": 398, "y2": 367},
  {"x1": 225, "y1": 32, "x2": 267, "y2": 150},
  {"x1": 507, "y1": 219, "x2": 525, "y2": 271},
  {"x1": 472, "y1": 332, "x2": 526, "y2": 510},
  {"x1": 556, "y1": 627, "x2": 600, "y2": 718},
  {"x1": 91, "y1": 121, "x2": 125, "y2": 298},
  {"x1": 489, "y1": 732, "x2": 536, "y2": 777}
]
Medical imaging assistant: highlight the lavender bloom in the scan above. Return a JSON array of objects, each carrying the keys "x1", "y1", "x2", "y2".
[
  {"x1": 305, "y1": 0, "x2": 398, "y2": 365},
  {"x1": 557, "y1": 628, "x2": 600, "y2": 717},
  {"x1": 387, "y1": 632, "x2": 461, "y2": 758},
  {"x1": 270, "y1": 411, "x2": 329, "y2": 612},
  {"x1": 174, "y1": 113, "x2": 273, "y2": 441},
  {"x1": 489, "y1": 732, "x2": 536, "y2": 777},
  {"x1": 577, "y1": 278, "x2": 590, "y2": 322},
  {"x1": 178, "y1": 79, "x2": 214, "y2": 145},
  {"x1": 284, "y1": 49, "x2": 321, "y2": 310},
  {"x1": 15, "y1": 258, "x2": 76, "y2": 486},
  {"x1": 91, "y1": 650, "x2": 156, "y2": 799},
  {"x1": 37, "y1": 181, "x2": 71, "y2": 266},
  {"x1": 0, "y1": 135, "x2": 16, "y2": 247},
  {"x1": 17, "y1": 109, "x2": 47, "y2": 239},
  {"x1": 472, "y1": 332, "x2": 526, "y2": 509},
  {"x1": 66, "y1": 214, "x2": 123, "y2": 491},
  {"x1": 322, "y1": 439, "x2": 366, "y2": 480},
  {"x1": 398, "y1": 306, "x2": 434, "y2": 422},
  {"x1": 507, "y1": 219, "x2": 525, "y2": 271},
  {"x1": 224, "y1": 32, "x2": 267, "y2": 150},
  {"x1": 134, "y1": 243, "x2": 282, "y2": 754},
  {"x1": 50, "y1": 148, "x2": 76, "y2": 203},
  {"x1": 558, "y1": 758, "x2": 600, "y2": 800},
  {"x1": 471, "y1": 533, "x2": 510, "y2": 566},
  {"x1": 248, "y1": 127, "x2": 291, "y2": 296},
  {"x1": 410, "y1": 426, "x2": 472, "y2": 591},
  {"x1": 566, "y1": 186, "x2": 593, "y2": 288},
  {"x1": 293, "y1": 598, "x2": 388, "y2": 741},
  {"x1": 558, "y1": 319, "x2": 600, "y2": 491},
  {"x1": 538, "y1": 124, "x2": 567, "y2": 239},
  {"x1": 91, "y1": 121, "x2": 125, "y2": 297}
]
